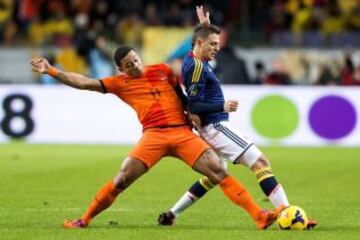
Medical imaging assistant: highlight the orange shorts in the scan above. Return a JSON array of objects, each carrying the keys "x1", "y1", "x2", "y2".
[{"x1": 129, "y1": 126, "x2": 210, "y2": 169}]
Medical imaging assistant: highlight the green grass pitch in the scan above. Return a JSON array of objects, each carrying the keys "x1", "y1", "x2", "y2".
[{"x1": 0, "y1": 143, "x2": 359, "y2": 240}]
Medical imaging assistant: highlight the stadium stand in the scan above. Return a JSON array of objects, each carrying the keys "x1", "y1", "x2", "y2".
[{"x1": 0, "y1": 0, "x2": 359, "y2": 85}]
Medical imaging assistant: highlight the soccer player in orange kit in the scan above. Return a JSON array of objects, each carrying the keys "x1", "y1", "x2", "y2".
[{"x1": 30, "y1": 46, "x2": 283, "y2": 229}]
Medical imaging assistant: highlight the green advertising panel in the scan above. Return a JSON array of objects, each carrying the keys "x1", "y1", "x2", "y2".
[{"x1": 251, "y1": 95, "x2": 299, "y2": 139}]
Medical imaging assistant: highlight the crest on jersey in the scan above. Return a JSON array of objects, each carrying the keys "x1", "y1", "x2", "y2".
[
  {"x1": 157, "y1": 71, "x2": 168, "y2": 81},
  {"x1": 188, "y1": 84, "x2": 198, "y2": 96}
]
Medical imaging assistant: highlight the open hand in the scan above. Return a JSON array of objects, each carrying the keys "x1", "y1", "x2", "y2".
[
  {"x1": 30, "y1": 58, "x2": 51, "y2": 74},
  {"x1": 196, "y1": 5, "x2": 210, "y2": 25},
  {"x1": 188, "y1": 113, "x2": 202, "y2": 130}
]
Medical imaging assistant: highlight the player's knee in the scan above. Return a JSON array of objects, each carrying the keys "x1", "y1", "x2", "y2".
[
  {"x1": 207, "y1": 165, "x2": 228, "y2": 185},
  {"x1": 113, "y1": 171, "x2": 133, "y2": 190},
  {"x1": 251, "y1": 155, "x2": 270, "y2": 171},
  {"x1": 215, "y1": 167, "x2": 229, "y2": 182},
  {"x1": 193, "y1": 148, "x2": 228, "y2": 184},
  {"x1": 113, "y1": 156, "x2": 147, "y2": 190}
]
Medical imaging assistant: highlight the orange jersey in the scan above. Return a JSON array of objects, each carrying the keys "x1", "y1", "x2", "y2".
[{"x1": 101, "y1": 64, "x2": 187, "y2": 130}]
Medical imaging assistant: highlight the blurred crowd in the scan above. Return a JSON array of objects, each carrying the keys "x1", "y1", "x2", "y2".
[
  {"x1": 250, "y1": 0, "x2": 360, "y2": 40},
  {"x1": 0, "y1": 0, "x2": 231, "y2": 47},
  {"x1": 0, "y1": 0, "x2": 358, "y2": 47},
  {"x1": 245, "y1": 51, "x2": 360, "y2": 86},
  {"x1": 0, "y1": 0, "x2": 359, "y2": 85}
]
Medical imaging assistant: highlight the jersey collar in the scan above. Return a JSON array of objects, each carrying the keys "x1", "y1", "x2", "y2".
[{"x1": 188, "y1": 51, "x2": 209, "y2": 62}]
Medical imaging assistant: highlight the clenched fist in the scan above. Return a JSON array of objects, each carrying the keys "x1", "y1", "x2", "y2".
[{"x1": 224, "y1": 99, "x2": 238, "y2": 113}]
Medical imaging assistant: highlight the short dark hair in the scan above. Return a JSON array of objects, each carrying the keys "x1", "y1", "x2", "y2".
[
  {"x1": 192, "y1": 24, "x2": 221, "y2": 48},
  {"x1": 114, "y1": 46, "x2": 135, "y2": 67}
]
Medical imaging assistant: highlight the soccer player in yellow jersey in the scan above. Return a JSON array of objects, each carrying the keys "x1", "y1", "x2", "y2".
[{"x1": 158, "y1": 6, "x2": 316, "y2": 229}]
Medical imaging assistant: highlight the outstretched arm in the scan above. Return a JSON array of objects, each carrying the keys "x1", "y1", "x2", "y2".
[
  {"x1": 196, "y1": 5, "x2": 210, "y2": 24},
  {"x1": 31, "y1": 58, "x2": 104, "y2": 93}
]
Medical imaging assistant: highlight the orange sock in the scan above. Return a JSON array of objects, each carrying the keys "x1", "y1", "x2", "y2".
[
  {"x1": 81, "y1": 181, "x2": 121, "y2": 224},
  {"x1": 219, "y1": 176, "x2": 261, "y2": 220}
]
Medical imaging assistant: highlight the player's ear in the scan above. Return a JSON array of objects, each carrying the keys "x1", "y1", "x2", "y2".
[
  {"x1": 196, "y1": 38, "x2": 202, "y2": 47},
  {"x1": 117, "y1": 62, "x2": 123, "y2": 71}
]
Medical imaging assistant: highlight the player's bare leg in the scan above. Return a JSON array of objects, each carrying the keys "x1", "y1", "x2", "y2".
[
  {"x1": 191, "y1": 149, "x2": 227, "y2": 184},
  {"x1": 159, "y1": 149, "x2": 284, "y2": 229},
  {"x1": 64, "y1": 156, "x2": 148, "y2": 228}
]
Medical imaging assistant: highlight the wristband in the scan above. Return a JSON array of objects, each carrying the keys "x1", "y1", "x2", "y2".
[{"x1": 47, "y1": 67, "x2": 59, "y2": 77}]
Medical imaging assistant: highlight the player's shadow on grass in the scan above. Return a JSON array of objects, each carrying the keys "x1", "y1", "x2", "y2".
[
  {"x1": 88, "y1": 223, "x2": 259, "y2": 231},
  {"x1": 87, "y1": 223, "x2": 360, "y2": 232}
]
